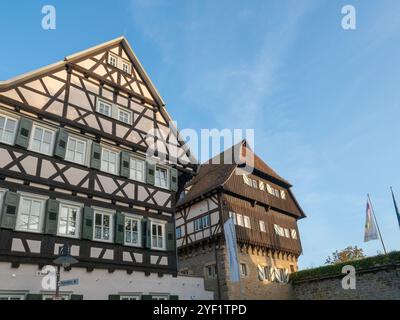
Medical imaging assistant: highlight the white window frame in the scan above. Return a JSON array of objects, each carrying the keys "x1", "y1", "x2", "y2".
[
  {"x1": 259, "y1": 220, "x2": 266, "y2": 233},
  {"x1": 274, "y1": 224, "x2": 285, "y2": 237},
  {"x1": 65, "y1": 135, "x2": 88, "y2": 166},
  {"x1": 0, "y1": 113, "x2": 18, "y2": 146},
  {"x1": 101, "y1": 147, "x2": 119, "y2": 175},
  {"x1": 124, "y1": 213, "x2": 142, "y2": 247},
  {"x1": 118, "y1": 107, "x2": 133, "y2": 125},
  {"x1": 236, "y1": 214, "x2": 244, "y2": 227},
  {"x1": 120, "y1": 59, "x2": 132, "y2": 74},
  {"x1": 280, "y1": 190, "x2": 286, "y2": 200},
  {"x1": 96, "y1": 98, "x2": 112, "y2": 117},
  {"x1": 155, "y1": 165, "x2": 170, "y2": 190},
  {"x1": 15, "y1": 193, "x2": 47, "y2": 233},
  {"x1": 150, "y1": 218, "x2": 166, "y2": 251},
  {"x1": 28, "y1": 124, "x2": 56, "y2": 156},
  {"x1": 284, "y1": 228, "x2": 290, "y2": 238},
  {"x1": 108, "y1": 53, "x2": 118, "y2": 68},
  {"x1": 291, "y1": 229, "x2": 298, "y2": 240},
  {"x1": 57, "y1": 200, "x2": 83, "y2": 239},
  {"x1": 130, "y1": 156, "x2": 146, "y2": 182},
  {"x1": 252, "y1": 180, "x2": 258, "y2": 189},
  {"x1": 243, "y1": 216, "x2": 251, "y2": 229},
  {"x1": 93, "y1": 208, "x2": 114, "y2": 243}
]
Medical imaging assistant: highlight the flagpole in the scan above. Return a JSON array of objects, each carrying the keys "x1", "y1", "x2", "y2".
[
  {"x1": 367, "y1": 194, "x2": 387, "y2": 254},
  {"x1": 390, "y1": 186, "x2": 400, "y2": 230}
]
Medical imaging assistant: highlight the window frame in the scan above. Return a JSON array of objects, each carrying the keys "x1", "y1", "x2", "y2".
[
  {"x1": 56, "y1": 200, "x2": 83, "y2": 239},
  {"x1": 101, "y1": 147, "x2": 119, "y2": 175},
  {"x1": 150, "y1": 219, "x2": 166, "y2": 251},
  {"x1": 176, "y1": 226, "x2": 182, "y2": 239},
  {"x1": 28, "y1": 124, "x2": 56, "y2": 156},
  {"x1": 108, "y1": 53, "x2": 119, "y2": 68},
  {"x1": 291, "y1": 229, "x2": 298, "y2": 240},
  {"x1": 65, "y1": 135, "x2": 88, "y2": 166},
  {"x1": 124, "y1": 213, "x2": 142, "y2": 247},
  {"x1": 243, "y1": 215, "x2": 251, "y2": 229},
  {"x1": 15, "y1": 193, "x2": 47, "y2": 234},
  {"x1": 0, "y1": 113, "x2": 18, "y2": 146},
  {"x1": 204, "y1": 264, "x2": 217, "y2": 280},
  {"x1": 120, "y1": 59, "x2": 132, "y2": 74},
  {"x1": 118, "y1": 107, "x2": 133, "y2": 125},
  {"x1": 130, "y1": 156, "x2": 146, "y2": 182},
  {"x1": 96, "y1": 98, "x2": 113, "y2": 117},
  {"x1": 154, "y1": 165, "x2": 170, "y2": 190},
  {"x1": 240, "y1": 263, "x2": 248, "y2": 277},
  {"x1": 259, "y1": 220, "x2": 266, "y2": 233},
  {"x1": 93, "y1": 208, "x2": 114, "y2": 243},
  {"x1": 236, "y1": 214, "x2": 244, "y2": 227}
]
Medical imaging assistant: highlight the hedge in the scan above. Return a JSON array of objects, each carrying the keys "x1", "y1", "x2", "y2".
[{"x1": 290, "y1": 251, "x2": 400, "y2": 282}]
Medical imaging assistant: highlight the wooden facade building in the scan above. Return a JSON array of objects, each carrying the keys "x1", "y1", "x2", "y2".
[
  {"x1": 0, "y1": 37, "x2": 211, "y2": 300},
  {"x1": 176, "y1": 141, "x2": 306, "y2": 300}
]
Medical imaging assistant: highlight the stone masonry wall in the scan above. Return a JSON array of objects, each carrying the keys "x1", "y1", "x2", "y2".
[{"x1": 293, "y1": 265, "x2": 400, "y2": 300}]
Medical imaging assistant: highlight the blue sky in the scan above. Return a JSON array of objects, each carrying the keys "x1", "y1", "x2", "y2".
[{"x1": 0, "y1": 0, "x2": 399, "y2": 269}]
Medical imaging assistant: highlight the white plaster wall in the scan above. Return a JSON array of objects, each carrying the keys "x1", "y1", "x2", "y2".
[{"x1": 0, "y1": 263, "x2": 213, "y2": 300}]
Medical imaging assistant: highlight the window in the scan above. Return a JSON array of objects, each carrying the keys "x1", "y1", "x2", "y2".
[
  {"x1": 125, "y1": 216, "x2": 141, "y2": 246},
  {"x1": 284, "y1": 228, "x2": 290, "y2": 238},
  {"x1": 205, "y1": 264, "x2": 217, "y2": 279},
  {"x1": 151, "y1": 221, "x2": 165, "y2": 250},
  {"x1": 0, "y1": 294, "x2": 25, "y2": 300},
  {"x1": 259, "y1": 181, "x2": 265, "y2": 191},
  {"x1": 240, "y1": 263, "x2": 248, "y2": 277},
  {"x1": 236, "y1": 214, "x2": 244, "y2": 227},
  {"x1": 108, "y1": 53, "x2": 118, "y2": 67},
  {"x1": 176, "y1": 226, "x2": 182, "y2": 239},
  {"x1": 122, "y1": 61, "x2": 131, "y2": 74},
  {"x1": 242, "y1": 175, "x2": 252, "y2": 186},
  {"x1": 58, "y1": 203, "x2": 81, "y2": 238},
  {"x1": 101, "y1": 148, "x2": 119, "y2": 174},
  {"x1": 291, "y1": 229, "x2": 297, "y2": 240},
  {"x1": 155, "y1": 166, "x2": 169, "y2": 189},
  {"x1": 43, "y1": 294, "x2": 70, "y2": 300},
  {"x1": 194, "y1": 215, "x2": 210, "y2": 231},
  {"x1": 118, "y1": 108, "x2": 132, "y2": 124},
  {"x1": 274, "y1": 224, "x2": 285, "y2": 237},
  {"x1": 243, "y1": 216, "x2": 251, "y2": 229},
  {"x1": 280, "y1": 190, "x2": 286, "y2": 200},
  {"x1": 151, "y1": 295, "x2": 169, "y2": 300},
  {"x1": 96, "y1": 99, "x2": 112, "y2": 117},
  {"x1": 94, "y1": 210, "x2": 113, "y2": 242},
  {"x1": 259, "y1": 220, "x2": 266, "y2": 232},
  {"x1": 121, "y1": 295, "x2": 140, "y2": 300},
  {"x1": 263, "y1": 266, "x2": 271, "y2": 281},
  {"x1": 130, "y1": 157, "x2": 145, "y2": 182},
  {"x1": 65, "y1": 136, "x2": 87, "y2": 165},
  {"x1": 29, "y1": 125, "x2": 55, "y2": 155},
  {"x1": 275, "y1": 189, "x2": 280, "y2": 198},
  {"x1": 252, "y1": 180, "x2": 258, "y2": 189},
  {"x1": 16, "y1": 195, "x2": 46, "y2": 233},
  {"x1": 0, "y1": 114, "x2": 18, "y2": 145}
]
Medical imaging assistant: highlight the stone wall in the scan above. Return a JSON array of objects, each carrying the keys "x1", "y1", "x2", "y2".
[
  {"x1": 292, "y1": 264, "x2": 400, "y2": 300},
  {"x1": 178, "y1": 243, "x2": 299, "y2": 300}
]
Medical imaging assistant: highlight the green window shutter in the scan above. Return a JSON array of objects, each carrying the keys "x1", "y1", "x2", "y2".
[
  {"x1": 146, "y1": 162, "x2": 155, "y2": 185},
  {"x1": 108, "y1": 295, "x2": 120, "y2": 300},
  {"x1": 44, "y1": 199, "x2": 60, "y2": 235},
  {"x1": 26, "y1": 294, "x2": 42, "y2": 300},
  {"x1": 169, "y1": 295, "x2": 179, "y2": 300},
  {"x1": 70, "y1": 295, "x2": 84, "y2": 300},
  {"x1": 120, "y1": 151, "x2": 130, "y2": 178},
  {"x1": 141, "y1": 295, "x2": 152, "y2": 300},
  {"x1": 142, "y1": 218, "x2": 151, "y2": 249},
  {"x1": 1, "y1": 191, "x2": 20, "y2": 230},
  {"x1": 166, "y1": 222, "x2": 176, "y2": 251},
  {"x1": 90, "y1": 142, "x2": 102, "y2": 170},
  {"x1": 170, "y1": 168, "x2": 178, "y2": 192},
  {"x1": 115, "y1": 212, "x2": 125, "y2": 245},
  {"x1": 54, "y1": 128, "x2": 69, "y2": 159},
  {"x1": 81, "y1": 207, "x2": 94, "y2": 240},
  {"x1": 15, "y1": 117, "x2": 33, "y2": 149}
]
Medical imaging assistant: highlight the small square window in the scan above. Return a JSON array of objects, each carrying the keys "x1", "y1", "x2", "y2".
[
  {"x1": 118, "y1": 109, "x2": 132, "y2": 124},
  {"x1": 97, "y1": 99, "x2": 112, "y2": 117}
]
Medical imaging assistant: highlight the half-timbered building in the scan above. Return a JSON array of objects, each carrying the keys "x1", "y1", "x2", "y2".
[
  {"x1": 0, "y1": 37, "x2": 211, "y2": 300},
  {"x1": 176, "y1": 141, "x2": 306, "y2": 300}
]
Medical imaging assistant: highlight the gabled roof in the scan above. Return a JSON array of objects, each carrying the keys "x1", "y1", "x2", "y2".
[
  {"x1": 178, "y1": 141, "x2": 305, "y2": 218},
  {"x1": 0, "y1": 36, "x2": 197, "y2": 165}
]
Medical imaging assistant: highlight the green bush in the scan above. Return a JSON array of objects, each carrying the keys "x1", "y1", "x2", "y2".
[{"x1": 291, "y1": 251, "x2": 400, "y2": 282}]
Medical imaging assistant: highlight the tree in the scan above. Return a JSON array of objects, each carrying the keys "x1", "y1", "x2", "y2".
[{"x1": 325, "y1": 246, "x2": 366, "y2": 265}]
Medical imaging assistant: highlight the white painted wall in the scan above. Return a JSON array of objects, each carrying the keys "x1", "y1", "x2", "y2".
[{"x1": 0, "y1": 263, "x2": 213, "y2": 300}]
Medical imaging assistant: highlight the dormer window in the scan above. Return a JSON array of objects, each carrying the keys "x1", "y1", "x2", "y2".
[
  {"x1": 122, "y1": 61, "x2": 131, "y2": 74},
  {"x1": 107, "y1": 53, "x2": 132, "y2": 74}
]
